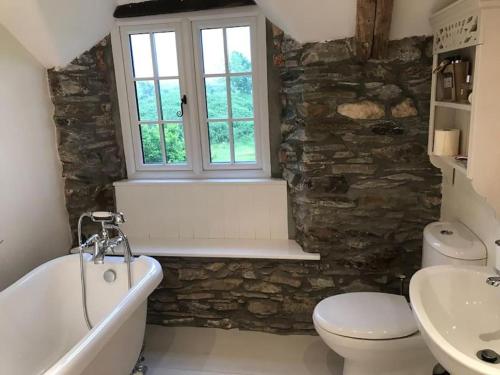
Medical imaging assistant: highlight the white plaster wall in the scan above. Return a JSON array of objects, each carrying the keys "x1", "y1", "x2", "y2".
[
  {"x1": 0, "y1": 0, "x2": 116, "y2": 68},
  {"x1": 440, "y1": 172, "x2": 500, "y2": 268},
  {"x1": 0, "y1": 25, "x2": 71, "y2": 290},
  {"x1": 255, "y1": 0, "x2": 456, "y2": 43}
]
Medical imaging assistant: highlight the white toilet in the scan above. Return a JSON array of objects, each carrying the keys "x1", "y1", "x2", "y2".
[{"x1": 313, "y1": 221, "x2": 487, "y2": 375}]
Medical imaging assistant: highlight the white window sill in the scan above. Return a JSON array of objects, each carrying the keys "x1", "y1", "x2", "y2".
[
  {"x1": 113, "y1": 178, "x2": 286, "y2": 187},
  {"x1": 76, "y1": 238, "x2": 320, "y2": 261}
]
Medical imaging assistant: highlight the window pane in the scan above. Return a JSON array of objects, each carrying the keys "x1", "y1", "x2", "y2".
[
  {"x1": 230, "y1": 76, "x2": 253, "y2": 118},
  {"x1": 227, "y1": 26, "x2": 252, "y2": 73},
  {"x1": 164, "y1": 123, "x2": 187, "y2": 164},
  {"x1": 208, "y1": 122, "x2": 231, "y2": 163},
  {"x1": 154, "y1": 32, "x2": 179, "y2": 77},
  {"x1": 159, "y1": 79, "x2": 181, "y2": 121},
  {"x1": 201, "y1": 28, "x2": 226, "y2": 74},
  {"x1": 135, "y1": 80, "x2": 157, "y2": 121},
  {"x1": 205, "y1": 77, "x2": 228, "y2": 119},
  {"x1": 130, "y1": 34, "x2": 154, "y2": 78},
  {"x1": 140, "y1": 124, "x2": 163, "y2": 164},
  {"x1": 234, "y1": 121, "x2": 256, "y2": 163}
]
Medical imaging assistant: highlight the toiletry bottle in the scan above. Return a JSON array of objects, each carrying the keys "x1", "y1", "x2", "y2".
[{"x1": 458, "y1": 74, "x2": 472, "y2": 103}]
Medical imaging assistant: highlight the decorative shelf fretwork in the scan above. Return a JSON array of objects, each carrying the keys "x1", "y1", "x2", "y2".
[{"x1": 433, "y1": 13, "x2": 480, "y2": 54}]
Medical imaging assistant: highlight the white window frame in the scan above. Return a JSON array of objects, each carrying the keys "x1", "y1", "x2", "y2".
[{"x1": 111, "y1": 6, "x2": 270, "y2": 179}]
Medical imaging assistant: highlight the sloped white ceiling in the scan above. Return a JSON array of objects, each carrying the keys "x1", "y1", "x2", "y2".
[
  {"x1": 0, "y1": 0, "x2": 116, "y2": 68},
  {"x1": 0, "y1": 0, "x2": 456, "y2": 69}
]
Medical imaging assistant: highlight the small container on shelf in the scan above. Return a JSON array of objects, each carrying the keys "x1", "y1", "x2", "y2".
[
  {"x1": 458, "y1": 74, "x2": 473, "y2": 104},
  {"x1": 435, "y1": 56, "x2": 470, "y2": 103}
]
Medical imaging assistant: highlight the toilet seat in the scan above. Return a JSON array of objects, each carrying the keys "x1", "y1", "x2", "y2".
[{"x1": 313, "y1": 292, "x2": 418, "y2": 340}]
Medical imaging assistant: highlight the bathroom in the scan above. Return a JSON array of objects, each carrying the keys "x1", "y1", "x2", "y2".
[{"x1": 1, "y1": 0, "x2": 500, "y2": 374}]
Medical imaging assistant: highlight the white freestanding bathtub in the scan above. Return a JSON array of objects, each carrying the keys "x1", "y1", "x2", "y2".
[{"x1": 0, "y1": 254, "x2": 163, "y2": 375}]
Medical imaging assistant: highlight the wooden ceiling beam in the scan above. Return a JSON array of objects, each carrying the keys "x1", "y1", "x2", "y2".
[
  {"x1": 355, "y1": 0, "x2": 394, "y2": 60},
  {"x1": 114, "y1": 0, "x2": 256, "y2": 18},
  {"x1": 355, "y1": 0, "x2": 377, "y2": 60},
  {"x1": 373, "y1": 0, "x2": 394, "y2": 59}
]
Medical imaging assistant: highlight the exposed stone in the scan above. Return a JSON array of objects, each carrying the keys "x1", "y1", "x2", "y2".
[
  {"x1": 248, "y1": 300, "x2": 279, "y2": 316},
  {"x1": 204, "y1": 263, "x2": 225, "y2": 272},
  {"x1": 207, "y1": 318, "x2": 235, "y2": 329},
  {"x1": 242, "y1": 270, "x2": 257, "y2": 279},
  {"x1": 47, "y1": 36, "x2": 126, "y2": 243},
  {"x1": 384, "y1": 173, "x2": 424, "y2": 182},
  {"x1": 200, "y1": 279, "x2": 243, "y2": 291},
  {"x1": 300, "y1": 39, "x2": 352, "y2": 65},
  {"x1": 244, "y1": 281, "x2": 281, "y2": 294},
  {"x1": 298, "y1": 102, "x2": 330, "y2": 118},
  {"x1": 177, "y1": 293, "x2": 215, "y2": 300},
  {"x1": 337, "y1": 101, "x2": 385, "y2": 120},
  {"x1": 283, "y1": 297, "x2": 316, "y2": 315},
  {"x1": 387, "y1": 38, "x2": 423, "y2": 63},
  {"x1": 268, "y1": 272, "x2": 302, "y2": 288},
  {"x1": 391, "y1": 98, "x2": 418, "y2": 118},
  {"x1": 331, "y1": 164, "x2": 377, "y2": 175},
  {"x1": 351, "y1": 180, "x2": 405, "y2": 189},
  {"x1": 368, "y1": 84, "x2": 403, "y2": 101},
  {"x1": 271, "y1": 24, "x2": 284, "y2": 37},
  {"x1": 308, "y1": 277, "x2": 335, "y2": 290},
  {"x1": 178, "y1": 269, "x2": 209, "y2": 281},
  {"x1": 212, "y1": 301, "x2": 240, "y2": 311}
]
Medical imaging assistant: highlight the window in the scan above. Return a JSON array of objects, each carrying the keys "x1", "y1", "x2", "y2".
[{"x1": 113, "y1": 9, "x2": 270, "y2": 178}]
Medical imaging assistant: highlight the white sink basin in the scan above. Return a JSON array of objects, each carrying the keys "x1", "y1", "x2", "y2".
[{"x1": 410, "y1": 265, "x2": 500, "y2": 375}]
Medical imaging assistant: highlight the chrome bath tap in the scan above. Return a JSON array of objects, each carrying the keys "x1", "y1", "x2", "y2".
[
  {"x1": 77, "y1": 211, "x2": 134, "y2": 330},
  {"x1": 77, "y1": 212, "x2": 130, "y2": 264}
]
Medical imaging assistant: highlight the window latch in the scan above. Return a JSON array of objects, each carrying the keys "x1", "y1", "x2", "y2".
[{"x1": 177, "y1": 95, "x2": 187, "y2": 117}]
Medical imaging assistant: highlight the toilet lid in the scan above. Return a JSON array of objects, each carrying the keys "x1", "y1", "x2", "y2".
[{"x1": 313, "y1": 292, "x2": 418, "y2": 340}]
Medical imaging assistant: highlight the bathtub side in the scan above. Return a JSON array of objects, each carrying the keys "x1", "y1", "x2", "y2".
[
  {"x1": 0, "y1": 255, "x2": 87, "y2": 375},
  {"x1": 46, "y1": 256, "x2": 163, "y2": 375}
]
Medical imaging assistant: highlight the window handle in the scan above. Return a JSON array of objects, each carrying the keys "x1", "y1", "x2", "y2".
[{"x1": 177, "y1": 95, "x2": 187, "y2": 117}]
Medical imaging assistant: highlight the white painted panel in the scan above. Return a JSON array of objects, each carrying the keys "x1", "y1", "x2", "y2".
[
  {"x1": 177, "y1": 185, "x2": 195, "y2": 239},
  {"x1": 238, "y1": 185, "x2": 256, "y2": 240},
  {"x1": 145, "y1": 187, "x2": 167, "y2": 239},
  {"x1": 206, "y1": 185, "x2": 225, "y2": 239},
  {"x1": 162, "y1": 186, "x2": 180, "y2": 239},
  {"x1": 223, "y1": 186, "x2": 240, "y2": 239},
  {"x1": 269, "y1": 185, "x2": 288, "y2": 240},
  {"x1": 253, "y1": 186, "x2": 271, "y2": 240},
  {"x1": 114, "y1": 180, "x2": 289, "y2": 241},
  {"x1": 117, "y1": 187, "x2": 153, "y2": 239},
  {"x1": 191, "y1": 184, "x2": 207, "y2": 239}
]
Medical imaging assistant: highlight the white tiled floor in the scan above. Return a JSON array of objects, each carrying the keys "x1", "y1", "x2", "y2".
[{"x1": 143, "y1": 325, "x2": 343, "y2": 375}]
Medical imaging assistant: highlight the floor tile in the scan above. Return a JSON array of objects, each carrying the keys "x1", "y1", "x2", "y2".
[{"x1": 144, "y1": 325, "x2": 343, "y2": 375}]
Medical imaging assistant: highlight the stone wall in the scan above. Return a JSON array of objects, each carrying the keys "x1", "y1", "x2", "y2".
[
  {"x1": 274, "y1": 29, "x2": 442, "y2": 276},
  {"x1": 148, "y1": 257, "x2": 334, "y2": 334},
  {"x1": 46, "y1": 28, "x2": 441, "y2": 335},
  {"x1": 48, "y1": 37, "x2": 126, "y2": 243}
]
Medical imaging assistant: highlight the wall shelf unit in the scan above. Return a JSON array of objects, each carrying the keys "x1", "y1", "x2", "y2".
[
  {"x1": 429, "y1": 0, "x2": 500, "y2": 216},
  {"x1": 431, "y1": 155, "x2": 468, "y2": 175},
  {"x1": 434, "y1": 101, "x2": 472, "y2": 111}
]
